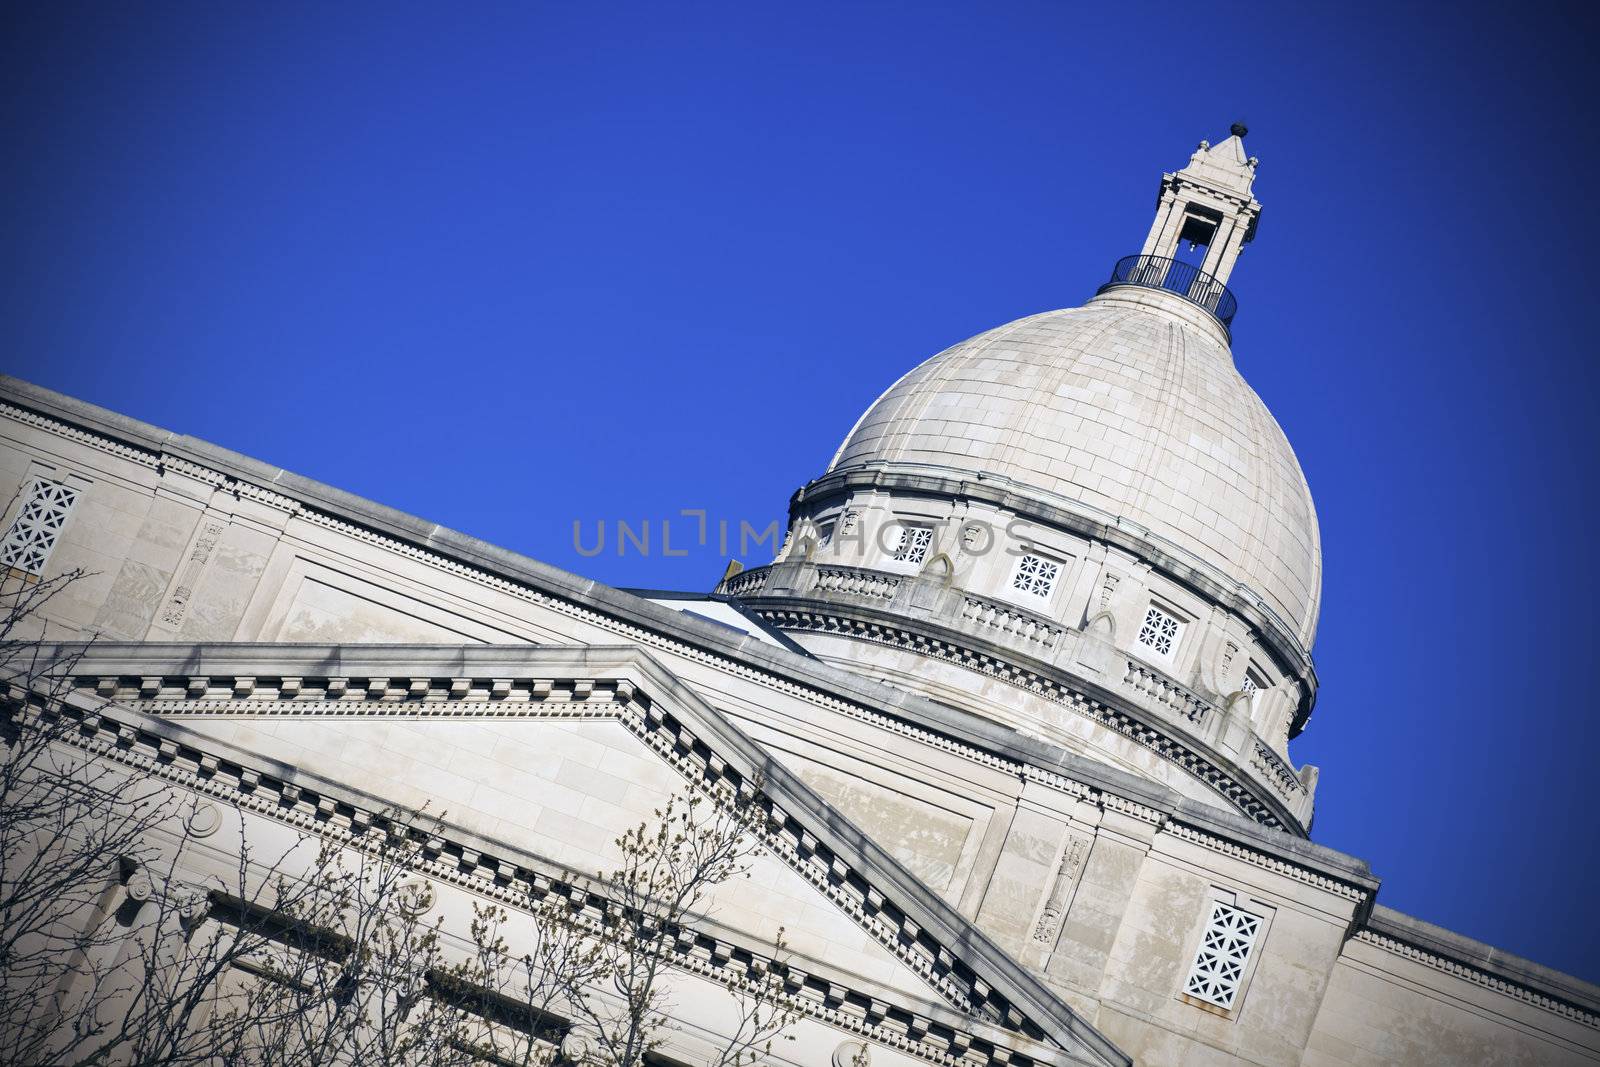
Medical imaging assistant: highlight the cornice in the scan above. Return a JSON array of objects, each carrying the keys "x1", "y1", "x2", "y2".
[
  {"x1": 1159, "y1": 822, "x2": 1366, "y2": 903},
  {"x1": 0, "y1": 377, "x2": 1342, "y2": 869},
  {"x1": 1357, "y1": 908, "x2": 1600, "y2": 1032},
  {"x1": 23, "y1": 642, "x2": 1133, "y2": 1067},
  {"x1": 4, "y1": 699, "x2": 1096, "y2": 1067},
  {"x1": 16, "y1": 652, "x2": 1591, "y2": 1042},
  {"x1": 1351, "y1": 930, "x2": 1600, "y2": 1031},
  {"x1": 27, "y1": 643, "x2": 1379, "y2": 958},
  {"x1": 738, "y1": 593, "x2": 1304, "y2": 834}
]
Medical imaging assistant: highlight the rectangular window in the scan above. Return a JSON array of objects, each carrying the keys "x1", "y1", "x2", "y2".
[
  {"x1": 1010, "y1": 553, "x2": 1061, "y2": 600},
  {"x1": 890, "y1": 524, "x2": 933, "y2": 565},
  {"x1": 1184, "y1": 901, "x2": 1262, "y2": 1009},
  {"x1": 1136, "y1": 604, "x2": 1183, "y2": 659},
  {"x1": 0, "y1": 479, "x2": 79, "y2": 577}
]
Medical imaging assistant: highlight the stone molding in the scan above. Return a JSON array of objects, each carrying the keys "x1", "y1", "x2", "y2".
[
  {"x1": 18, "y1": 703, "x2": 1074, "y2": 1067},
  {"x1": 784, "y1": 464, "x2": 1318, "y2": 731},
  {"x1": 1356, "y1": 909, "x2": 1600, "y2": 1032},
  {"x1": 0, "y1": 398, "x2": 162, "y2": 470},
  {"x1": 0, "y1": 378, "x2": 1309, "y2": 835},
  {"x1": 742, "y1": 599, "x2": 1303, "y2": 832},
  {"x1": 23, "y1": 643, "x2": 1133, "y2": 1067},
  {"x1": 1159, "y1": 822, "x2": 1367, "y2": 903},
  {"x1": 1352, "y1": 930, "x2": 1599, "y2": 1030},
  {"x1": 0, "y1": 403, "x2": 1380, "y2": 843},
  {"x1": 0, "y1": 380, "x2": 1373, "y2": 889},
  {"x1": 40, "y1": 646, "x2": 1376, "y2": 969},
  {"x1": 27, "y1": 648, "x2": 1595, "y2": 1041}
]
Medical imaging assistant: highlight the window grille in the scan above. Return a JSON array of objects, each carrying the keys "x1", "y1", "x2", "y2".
[
  {"x1": 891, "y1": 525, "x2": 933, "y2": 565},
  {"x1": 1184, "y1": 901, "x2": 1261, "y2": 1009},
  {"x1": 1136, "y1": 605, "x2": 1182, "y2": 658},
  {"x1": 0, "y1": 479, "x2": 79, "y2": 576},
  {"x1": 1011, "y1": 553, "x2": 1060, "y2": 599}
]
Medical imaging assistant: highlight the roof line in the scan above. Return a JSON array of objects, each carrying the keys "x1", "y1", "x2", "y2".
[
  {"x1": 17, "y1": 375, "x2": 1598, "y2": 1018},
  {"x1": 36, "y1": 640, "x2": 1132, "y2": 1066},
  {"x1": 621, "y1": 587, "x2": 815, "y2": 657},
  {"x1": 0, "y1": 374, "x2": 1361, "y2": 882}
]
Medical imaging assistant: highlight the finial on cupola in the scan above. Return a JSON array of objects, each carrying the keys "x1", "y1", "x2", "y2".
[{"x1": 1230, "y1": 121, "x2": 1249, "y2": 138}]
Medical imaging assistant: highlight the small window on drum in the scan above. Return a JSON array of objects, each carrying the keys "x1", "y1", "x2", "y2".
[
  {"x1": 1135, "y1": 604, "x2": 1184, "y2": 660},
  {"x1": 1242, "y1": 665, "x2": 1272, "y2": 704},
  {"x1": 889, "y1": 524, "x2": 933, "y2": 565},
  {"x1": 1010, "y1": 553, "x2": 1060, "y2": 601}
]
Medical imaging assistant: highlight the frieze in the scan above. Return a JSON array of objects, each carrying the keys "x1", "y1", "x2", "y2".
[
  {"x1": 752, "y1": 606, "x2": 1290, "y2": 831},
  {"x1": 1031, "y1": 836, "x2": 1089, "y2": 947},
  {"x1": 1161, "y1": 822, "x2": 1367, "y2": 903},
  {"x1": 50, "y1": 671, "x2": 1049, "y2": 1043},
  {"x1": 1352, "y1": 931, "x2": 1599, "y2": 1031},
  {"x1": 3, "y1": 691, "x2": 1072, "y2": 1067},
  {"x1": 158, "y1": 520, "x2": 225, "y2": 629},
  {"x1": 2, "y1": 396, "x2": 1365, "y2": 979},
  {"x1": 0, "y1": 401, "x2": 158, "y2": 469},
  {"x1": 103, "y1": 668, "x2": 1373, "y2": 962},
  {"x1": 2, "y1": 396, "x2": 1284, "y2": 835},
  {"x1": 40, "y1": 675, "x2": 1586, "y2": 1044}
]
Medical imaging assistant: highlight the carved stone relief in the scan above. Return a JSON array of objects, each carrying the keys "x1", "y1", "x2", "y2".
[
  {"x1": 159, "y1": 520, "x2": 225, "y2": 629},
  {"x1": 1031, "y1": 833, "x2": 1090, "y2": 951}
]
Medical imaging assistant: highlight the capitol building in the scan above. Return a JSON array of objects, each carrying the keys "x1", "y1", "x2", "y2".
[{"x1": 2, "y1": 128, "x2": 1596, "y2": 1065}]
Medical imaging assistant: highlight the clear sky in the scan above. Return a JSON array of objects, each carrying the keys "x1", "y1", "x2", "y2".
[{"x1": 4, "y1": 1, "x2": 1597, "y2": 981}]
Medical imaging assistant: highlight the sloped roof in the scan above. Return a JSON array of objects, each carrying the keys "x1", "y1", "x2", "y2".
[
  {"x1": 38, "y1": 641, "x2": 1131, "y2": 1067},
  {"x1": 12, "y1": 375, "x2": 1595, "y2": 1031}
]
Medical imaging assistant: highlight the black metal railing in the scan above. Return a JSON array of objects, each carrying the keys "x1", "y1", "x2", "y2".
[{"x1": 1098, "y1": 254, "x2": 1238, "y2": 327}]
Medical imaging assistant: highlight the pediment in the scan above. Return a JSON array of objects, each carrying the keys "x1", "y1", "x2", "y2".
[{"x1": 34, "y1": 641, "x2": 1128, "y2": 1067}]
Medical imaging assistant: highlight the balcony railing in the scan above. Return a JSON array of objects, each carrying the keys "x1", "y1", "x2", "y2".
[{"x1": 1099, "y1": 254, "x2": 1238, "y2": 327}]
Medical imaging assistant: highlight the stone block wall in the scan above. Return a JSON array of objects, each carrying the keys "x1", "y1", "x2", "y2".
[{"x1": 3, "y1": 381, "x2": 1596, "y2": 1066}]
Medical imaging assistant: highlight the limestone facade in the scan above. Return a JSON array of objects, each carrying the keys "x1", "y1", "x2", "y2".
[
  {"x1": 2, "y1": 371, "x2": 1596, "y2": 1065},
  {"x1": 1, "y1": 130, "x2": 1596, "y2": 1067}
]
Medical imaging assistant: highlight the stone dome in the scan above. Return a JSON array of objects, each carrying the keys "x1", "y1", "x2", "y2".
[{"x1": 828, "y1": 288, "x2": 1322, "y2": 647}]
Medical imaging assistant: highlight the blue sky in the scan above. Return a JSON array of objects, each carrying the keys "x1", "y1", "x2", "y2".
[{"x1": 4, "y1": 2, "x2": 1597, "y2": 980}]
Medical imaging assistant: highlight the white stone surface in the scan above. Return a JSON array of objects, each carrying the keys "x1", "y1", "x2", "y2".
[
  {"x1": 829, "y1": 292, "x2": 1322, "y2": 645},
  {"x1": 4, "y1": 377, "x2": 1599, "y2": 1066}
]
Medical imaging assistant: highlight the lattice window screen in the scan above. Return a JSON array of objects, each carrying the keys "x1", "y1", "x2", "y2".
[
  {"x1": 891, "y1": 525, "x2": 933, "y2": 565},
  {"x1": 1011, "y1": 554, "x2": 1060, "y2": 599},
  {"x1": 1136, "y1": 604, "x2": 1182, "y2": 657},
  {"x1": 0, "y1": 480, "x2": 79, "y2": 576},
  {"x1": 1184, "y1": 901, "x2": 1262, "y2": 1009}
]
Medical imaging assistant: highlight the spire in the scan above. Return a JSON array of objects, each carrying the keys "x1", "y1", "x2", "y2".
[{"x1": 1137, "y1": 125, "x2": 1263, "y2": 287}]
